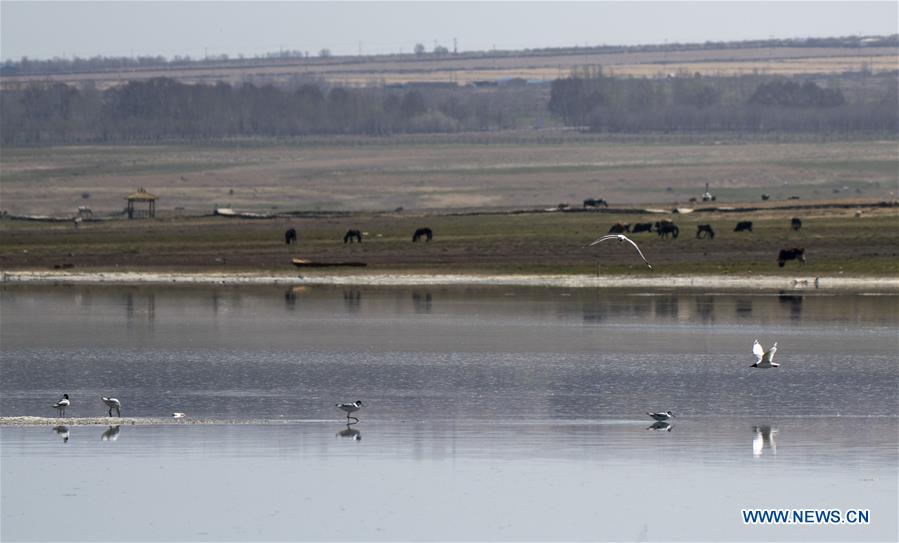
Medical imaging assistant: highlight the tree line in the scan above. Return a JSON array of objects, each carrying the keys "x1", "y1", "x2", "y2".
[
  {"x1": 548, "y1": 69, "x2": 897, "y2": 133},
  {"x1": 0, "y1": 78, "x2": 538, "y2": 144},
  {"x1": 1, "y1": 71, "x2": 896, "y2": 145}
]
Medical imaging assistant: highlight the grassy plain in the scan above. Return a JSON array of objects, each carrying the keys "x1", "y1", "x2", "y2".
[{"x1": 1, "y1": 203, "x2": 897, "y2": 276}]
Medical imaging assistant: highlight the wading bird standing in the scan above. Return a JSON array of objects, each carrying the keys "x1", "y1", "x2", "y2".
[
  {"x1": 336, "y1": 400, "x2": 364, "y2": 423},
  {"x1": 751, "y1": 340, "x2": 779, "y2": 368},
  {"x1": 585, "y1": 234, "x2": 653, "y2": 269},
  {"x1": 102, "y1": 397, "x2": 121, "y2": 417},
  {"x1": 52, "y1": 394, "x2": 70, "y2": 417}
]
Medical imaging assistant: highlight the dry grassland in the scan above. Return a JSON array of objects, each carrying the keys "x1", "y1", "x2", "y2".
[
  {"x1": 1, "y1": 136, "x2": 895, "y2": 217},
  {"x1": 2, "y1": 46, "x2": 895, "y2": 89}
]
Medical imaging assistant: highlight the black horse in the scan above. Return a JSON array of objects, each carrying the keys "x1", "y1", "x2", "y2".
[
  {"x1": 655, "y1": 220, "x2": 679, "y2": 239},
  {"x1": 583, "y1": 198, "x2": 609, "y2": 209},
  {"x1": 734, "y1": 221, "x2": 753, "y2": 232},
  {"x1": 412, "y1": 227, "x2": 433, "y2": 242},
  {"x1": 777, "y1": 248, "x2": 806, "y2": 267},
  {"x1": 344, "y1": 229, "x2": 363, "y2": 243},
  {"x1": 790, "y1": 218, "x2": 802, "y2": 231},
  {"x1": 631, "y1": 223, "x2": 653, "y2": 234},
  {"x1": 696, "y1": 224, "x2": 715, "y2": 239},
  {"x1": 284, "y1": 228, "x2": 297, "y2": 244}
]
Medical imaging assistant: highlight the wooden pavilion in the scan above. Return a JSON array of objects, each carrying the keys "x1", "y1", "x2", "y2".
[{"x1": 126, "y1": 188, "x2": 158, "y2": 219}]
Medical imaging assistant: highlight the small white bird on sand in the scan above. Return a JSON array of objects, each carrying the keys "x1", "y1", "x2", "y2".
[
  {"x1": 336, "y1": 400, "x2": 364, "y2": 422},
  {"x1": 751, "y1": 340, "x2": 779, "y2": 368},
  {"x1": 52, "y1": 394, "x2": 70, "y2": 417},
  {"x1": 586, "y1": 234, "x2": 653, "y2": 269},
  {"x1": 102, "y1": 397, "x2": 121, "y2": 417},
  {"x1": 171, "y1": 412, "x2": 185, "y2": 419},
  {"x1": 647, "y1": 410, "x2": 674, "y2": 421}
]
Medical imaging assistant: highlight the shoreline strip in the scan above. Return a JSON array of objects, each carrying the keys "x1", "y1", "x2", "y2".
[{"x1": 2, "y1": 270, "x2": 898, "y2": 291}]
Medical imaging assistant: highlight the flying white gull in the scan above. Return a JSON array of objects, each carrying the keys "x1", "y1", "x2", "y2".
[
  {"x1": 52, "y1": 394, "x2": 70, "y2": 417},
  {"x1": 751, "y1": 340, "x2": 779, "y2": 368},
  {"x1": 647, "y1": 410, "x2": 674, "y2": 421},
  {"x1": 336, "y1": 400, "x2": 364, "y2": 423},
  {"x1": 586, "y1": 234, "x2": 652, "y2": 269},
  {"x1": 102, "y1": 397, "x2": 122, "y2": 417}
]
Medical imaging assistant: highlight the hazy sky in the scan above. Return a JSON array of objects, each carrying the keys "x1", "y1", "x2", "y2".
[{"x1": 1, "y1": 1, "x2": 896, "y2": 61}]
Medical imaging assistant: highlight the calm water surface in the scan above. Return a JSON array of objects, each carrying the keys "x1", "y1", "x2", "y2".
[{"x1": 1, "y1": 285, "x2": 897, "y2": 541}]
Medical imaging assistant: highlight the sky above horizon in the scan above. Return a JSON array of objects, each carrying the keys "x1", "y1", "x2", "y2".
[{"x1": 1, "y1": 1, "x2": 896, "y2": 62}]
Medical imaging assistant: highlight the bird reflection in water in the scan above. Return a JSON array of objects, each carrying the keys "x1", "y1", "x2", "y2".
[
  {"x1": 337, "y1": 423, "x2": 362, "y2": 440},
  {"x1": 646, "y1": 421, "x2": 673, "y2": 432},
  {"x1": 53, "y1": 425, "x2": 70, "y2": 443},
  {"x1": 752, "y1": 425, "x2": 778, "y2": 456},
  {"x1": 101, "y1": 425, "x2": 121, "y2": 441}
]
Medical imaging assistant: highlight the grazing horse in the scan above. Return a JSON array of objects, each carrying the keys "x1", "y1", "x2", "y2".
[
  {"x1": 734, "y1": 221, "x2": 753, "y2": 232},
  {"x1": 631, "y1": 222, "x2": 653, "y2": 234},
  {"x1": 412, "y1": 227, "x2": 433, "y2": 242},
  {"x1": 284, "y1": 228, "x2": 297, "y2": 244},
  {"x1": 344, "y1": 229, "x2": 363, "y2": 243},
  {"x1": 790, "y1": 218, "x2": 802, "y2": 231},
  {"x1": 761, "y1": 193, "x2": 770, "y2": 201},
  {"x1": 583, "y1": 198, "x2": 609, "y2": 209},
  {"x1": 696, "y1": 224, "x2": 715, "y2": 239},
  {"x1": 654, "y1": 220, "x2": 679, "y2": 239},
  {"x1": 777, "y1": 248, "x2": 806, "y2": 268},
  {"x1": 607, "y1": 223, "x2": 630, "y2": 234}
]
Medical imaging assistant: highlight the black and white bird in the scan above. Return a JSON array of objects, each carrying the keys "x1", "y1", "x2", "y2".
[
  {"x1": 647, "y1": 410, "x2": 674, "y2": 421},
  {"x1": 751, "y1": 340, "x2": 779, "y2": 368},
  {"x1": 586, "y1": 234, "x2": 653, "y2": 269},
  {"x1": 336, "y1": 400, "x2": 364, "y2": 422},
  {"x1": 171, "y1": 412, "x2": 185, "y2": 419},
  {"x1": 52, "y1": 394, "x2": 70, "y2": 417},
  {"x1": 102, "y1": 397, "x2": 122, "y2": 417}
]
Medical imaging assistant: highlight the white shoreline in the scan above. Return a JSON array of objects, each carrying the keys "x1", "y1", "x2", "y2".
[{"x1": 2, "y1": 270, "x2": 898, "y2": 291}]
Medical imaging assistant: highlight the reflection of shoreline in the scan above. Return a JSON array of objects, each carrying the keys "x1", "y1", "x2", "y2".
[{"x1": 3, "y1": 271, "x2": 898, "y2": 291}]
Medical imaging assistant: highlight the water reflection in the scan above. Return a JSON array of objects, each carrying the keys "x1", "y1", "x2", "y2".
[
  {"x1": 125, "y1": 291, "x2": 156, "y2": 326},
  {"x1": 778, "y1": 291, "x2": 804, "y2": 321},
  {"x1": 695, "y1": 295, "x2": 715, "y2": 324},
  {"x1": 411, "y1": 291, "x2": 433, "y2": 314},
  {"x1": 646, "y1": 421, "x2": 673, "y2": 432},
  {"x1": 735, "y1": 298, "x2": 753, "y2": 318},
  {"x1": 752, "y1": 425, "x2": 778, "y2": 457},
  {"x1": 343, "y1": 290, "x2": 361, "y2": 313},
  {"x1": 336, "y1": 423, "x2": 362, "y2": 440},
  {"x1": 52, "y1": 425, "x2": 69, "y2": 443},
  {"x1": 101, "y1": 425, "x2": 121, "y2": 442}
]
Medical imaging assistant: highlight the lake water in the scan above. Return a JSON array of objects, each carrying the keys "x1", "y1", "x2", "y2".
[{"x1": 1, "y1": 285, "x2": 897, "y2": 541}]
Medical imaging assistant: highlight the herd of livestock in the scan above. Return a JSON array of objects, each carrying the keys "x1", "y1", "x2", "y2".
[{"x1": 284, "y1": 210, "x2": 807, "y2": 268}]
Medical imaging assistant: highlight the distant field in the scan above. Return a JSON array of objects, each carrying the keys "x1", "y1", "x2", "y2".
[
  {"x1": 1, "y1": 134, "x2": 896, "y2": 217},
  {"x1": 2, "y1": 46, "x2": 895, "y2": 89}
]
